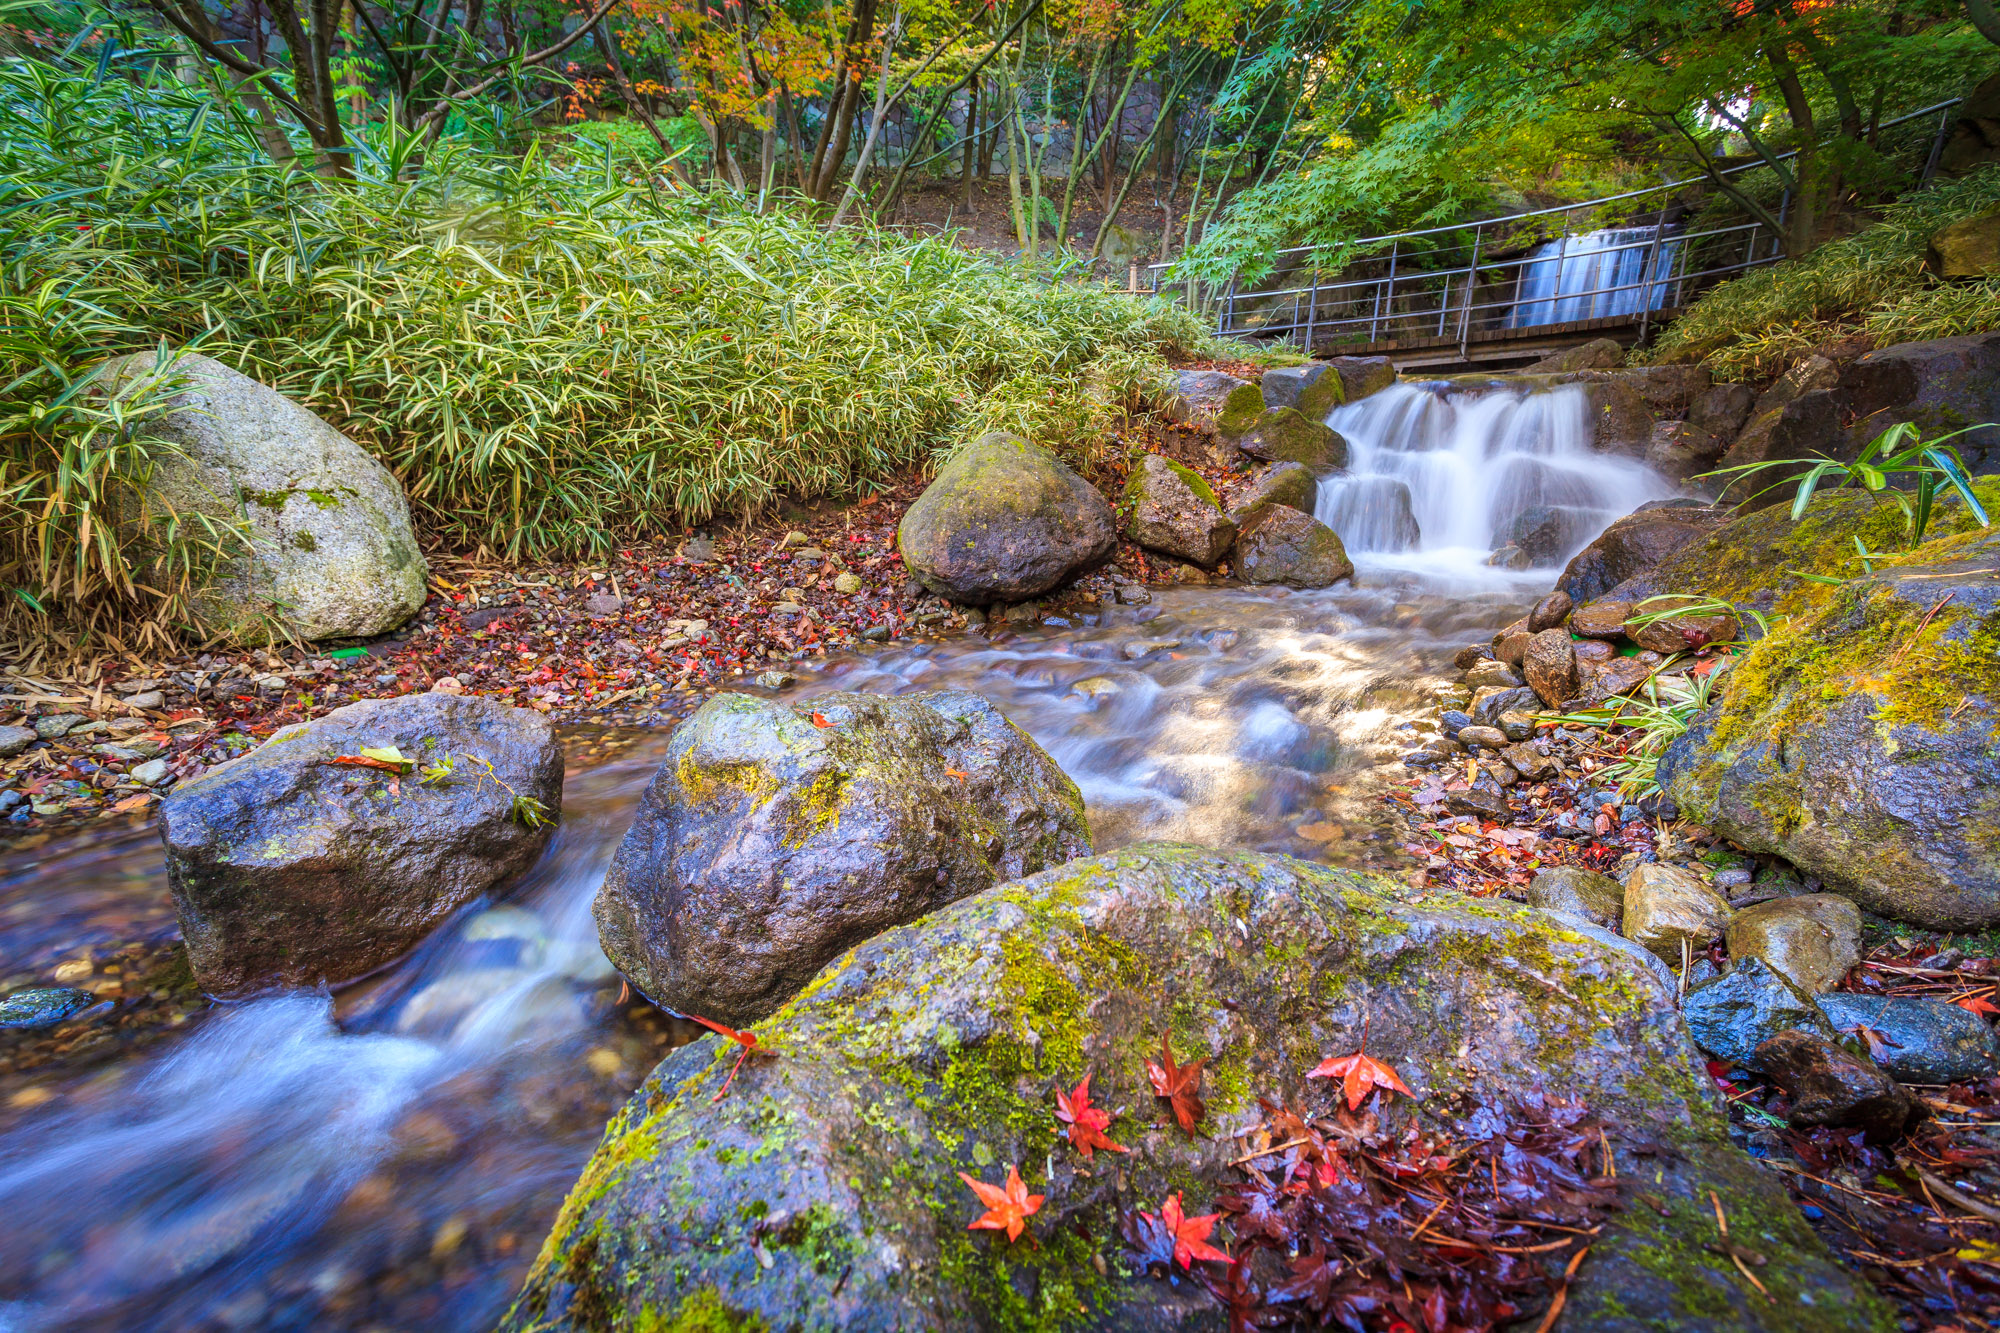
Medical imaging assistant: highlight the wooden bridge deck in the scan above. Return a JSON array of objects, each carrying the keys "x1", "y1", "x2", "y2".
[{"x1": 1302, "y1": 310, "x2": 1682, "y2": 373}]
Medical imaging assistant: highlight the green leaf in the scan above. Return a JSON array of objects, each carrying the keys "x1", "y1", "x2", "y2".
[{"x1": 358, "y1": 744, "x2": 412, "y2": 770}]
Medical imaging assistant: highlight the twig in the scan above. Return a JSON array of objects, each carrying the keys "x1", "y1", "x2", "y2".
[
  {"x1": 1888, "y1": 592, "x2": 1954, "y2": 667},
  {"x1": 1532, "y1": 1245, "x2": 1591, "y2": 1333},
  {"x1": 1917, "y1": 1168, "x2": 2000, "y2": 1224}
]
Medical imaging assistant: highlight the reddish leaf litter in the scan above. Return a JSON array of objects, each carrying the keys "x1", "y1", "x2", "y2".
[
  {"x1": 1708, "y1": 936, "x2": 2000, "y2": 1331},
  {"x1": 0, "y1": 430, "x2": 1227, "y2": 846},
  {"x1": 1126, "y1": 1092, "x2": 1619, "y2": 1331}
]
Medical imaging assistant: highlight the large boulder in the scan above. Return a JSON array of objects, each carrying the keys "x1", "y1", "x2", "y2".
[
  {"x1": 1122, "y1": 454, "x2": 1235, "y2": 567},
  {"x1": 1234, "y1": 407, "x2": 1349, "y2": 472},
  {"x1": 1236, "y1": 460, "x2": 1317, "y2": 515},
  {"x1": 1163, "y1": 369, "x2": 1260, "y2": 435},
  {"x1": 1555, "y1": 500, "x2": 1732, "y2": 605},
  {"x1": 898, "y1": 434, "x2": 1117, "y2": 604},
  {"x1": 1660, "y1": 544, "x2": 2000, "y2": 928},
  {"x1": 1928, "y1": 208, "x2": 2000, "y2": 278},
  {"x1": 1529, "y1": 337, "x2": 1623, "y2": 372},
  {"x1": 1231, "y1": 503, "x2": 1354, "y2": 587},
  {"x1": 1263, "y1": 356, "x2": 1398, "y2": 420},
  {"x1": 593, "y1": 690, "x2": 1090, "y2": 1026},
  {"x1": 95, "y1": 352, "x2": 426, "y2": 642},
  {"x1": 1724, "y1": 895, "x2": 1861, "y2": 994},
  {"x1": 507, "y1": 845, "x2": 1887, "y2": 1333},
  {"x1": 159, "y1": 693, "x2": 562, "y2": 997},
  {"x1": 1818, "y1": 995, "x2": 2000, "y2": 1085},
  {"x1": 1319, "y1": 475, "x2": 1421, "y2": 552}
]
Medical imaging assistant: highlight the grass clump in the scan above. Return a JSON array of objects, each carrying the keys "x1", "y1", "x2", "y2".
[
  {"x1": 1651, "y1": 165, "x2": 2000, "y2": 381},
  {"x1": 1, "y1": 52, "x2": 1211, "y2": 644}
]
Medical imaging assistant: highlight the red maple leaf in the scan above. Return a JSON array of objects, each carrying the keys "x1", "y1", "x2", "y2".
[
  {"x1": 1151, "y1": 1192, "x2": 1231, "y2": 1269},
  {"x1": 1054, "y1": 1074, "x2": 1129, "y2": 1159},
  {"x1": 958, "y1": 1164, "x2": 1043, "y2": 1242},
  {"x1": 682, "y1": 1012, "x2": 762, "y2": 1102},
  {"x1": 1147, "y1": 1034, "x2": 1208, "y2": 1135},
  {"x1": 1307, "y1": 1018, "x2": 1415, "y2": 1111},
  {"x1": 1956, "y1": 995, "x2": 2000, "y2": 1018},
  {"x1": 810, "y1": 711, "x2": 832, "y2": 728}
]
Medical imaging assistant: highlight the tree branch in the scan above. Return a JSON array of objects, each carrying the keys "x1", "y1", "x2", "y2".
[{"x1": 415, "y1": 0, "x2": 624, "y2": 128}]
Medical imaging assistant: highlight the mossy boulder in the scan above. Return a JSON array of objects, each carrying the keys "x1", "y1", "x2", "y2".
[
  {"x1": 1122, "y1": 454, "x2": 1235, "y2": 567},
  {"x1": 1659, "y1": 541, "x2": 2000, "y2": 928},
  {"x1": 1554, "y1": 500, "x2": 1731, "y2": 605},
  {"x1": 1164, "y1": 370, "x2": 1258, "y2": 432},
  {"x1": 159, "y1": 693, "x2": 562, "y2": 997},
  {"x1": 1231, "y1": 504, "x2": 1354, "y2": 588},
  {"x1": 1237, "y1": 461, "x2": 1317, "y2": 515},
  {"x1": 1214, "y1": 380, "x2": 1268, "y2": 438},
  {"x1": 1258, "y1": 357, "x2": 1393, "y2": 420},
  {"x1": 506, "y1": 845, "x2": 1887, "y2": 1333},
  {"x1": 1234, "y1": 407, "x2": 1349, "y2": 473},
  {"x1": 898, "y1": 434, "x2": 1118, "y2": 604},
  {"x1": 96, "y1": 352, "x2": 427, "y2": 643},
  {"x1": 1929, "y1": 209, "x2": 2000, "y2": 277},
  {"x1": 593, "y1": 689, "x2": 1091, "y2": 1026}
]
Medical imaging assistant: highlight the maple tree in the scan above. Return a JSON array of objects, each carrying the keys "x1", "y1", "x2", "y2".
[
  {"x1": 1147, "y1": 1034, "x2": 1208, "y2": 1136},
  {"x1": 1054, "y1": 1074, "x2": 1129, "y2": 1160},
  {"x1": 958, "y1": 1164, "x2": 1044, "y2": 1243},
  {"x1": 1307, "y1": 1018, "x2": 1415, "y2": 1112}
]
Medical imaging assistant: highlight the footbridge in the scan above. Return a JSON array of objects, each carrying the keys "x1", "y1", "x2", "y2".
[{"x1": 1148, "y1": 99, "x2": 1962, "y2": 374}]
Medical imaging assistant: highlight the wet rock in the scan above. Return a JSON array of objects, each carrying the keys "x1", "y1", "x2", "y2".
[
  {"x1": 1239, "y1": 460, "x2": 1317, "y2": 515},
  {"x1": 1522, "y1": 630, "x2": 1580, "y2": 709},
  {"x1": 1569, "y1": 598, "x2": 1633, "y2": 639},
  {"x1": 1682, "y1": 958, "x2": 1836, "y2": 1068},
  {"x1": 1817, "y1": 995, "x2": 2000, "y2": 1085},
  {"x1": 1528, "y1": 590, "x2": 1573, "y2": 634},
  {"x1": 1456, "y1": 725, "x2": 1507, "y2": 750},
  {"x1": 1622, "y1": 863, "x2": 1732, "y2": 962},
  {"x1": 1452, "y1": 645, "x2": 1491, "y2": 671},
  {"x1": 1123, "y1": 454, "x2": 1235, "y2": 567},
  {"x1": 1163, "y1": 369, "x2": 1257, "y2": 432},
  {"x1": 594, "y1": 690, "x2": 1090, "y2": 1026},
  {"x1": 1484, "y1": 544, "x2": 1531, "y2": 570},
  {"x1": 160, "y1": 693, "x2": 563, "y2": 997},
  {"x1": 1232, "y1": 504, "x2": 1354, "y2": 588},
  {"x1": 1583, "y1": 656, "x2": 1657, "y2": 703},
  {"x1": 1660, "y1": 548, "x2": 2000, "y2": 927},
  {"x1": 1319, "y1": 475, "x2": 1423, "y2": 553},
  {"x1": 1445, "y1": 785, "x2": 1512, "y2": 820},
  {"x1": 898, "y1": 434, "x2": 1117, "y2": 604},
  {"x1": 832, "y1": 572, "x2": 864, "y2": 594},
  {"x1": 33, "y1": 714, "x2": 83, "y2": 740},
  {"x1": 1724, "y1": 895, "x2": 1860, "y2": 994},
  {"x1": 1235, "y1": 408, "x2": 1349, "y2": 473},
  {"x1": 1259, "y1": 362, "x2": 1345, "y2": 418},
  {"x1": 1555, "y1": 501, "x2": 1731, "y2": 606},
  {"x1": 1502, "y1": 742, "x2": 1556, "y2": 780},
  {"x1": 1329, "y1": 355, "x2": 1398, "y2": 405},
  {"x1": 1113, "y1": 584, "x2": 1150, "y2": 606},
  {"x1": 513, "y1": 843, "x2": 1883, "y2": 1333},
  {"x1": 1529, "y1": 338, "x2": 1623, "y2": 372},
  {"x1": 1623, "y1": 595, "x2": 1739, "y2": 654},
  {"x1": 129, "y1": 758, "x2": 172, "y2": 787},
  {"x1": 95, "y1": 352, "x2": 427, "y2": 642},
  {"x1": 1438, "y1": 709, "x2": 1474, "y2": 737},
  {"x1": 0, "y1": 986, "x2": 97, "y2": 1029},
  {"x1": 1527, "y1": 866, "x2": 1624, "y2": 927},
  {"x1": 1573, "y1": 639, "x2": 1615, "y2": 664},
  {"x1": 1505, "y1": 506, "x2": 1572, "y2": 565},
  {"x1": 0, "y1": 725, "x2": 34, "y2": 758},
  {"x1": 1497, "y1": 710, "x2": 1537, "y2": 742},
  {"x1": 1491, "y1": 615, "x2": 1531, "y2": 665},
  {"x1": 1470, "y1": 686, "x2": 1539, "y2": 728},
  {"x1": 1754, "y1": 1030, "x2": 1916, "y2": 1142},
  {"x1": 1712, "y1": 355, "x2": 1844, "y2": 477},
  {"x1": 1464, "y1": 659, "x2": 1521, "y2": 690}
]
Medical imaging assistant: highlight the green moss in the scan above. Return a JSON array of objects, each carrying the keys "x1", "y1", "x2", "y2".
[
  {"x1": 634, "y1": 1286, "x2": 771, "y2": 1333},
  {"x1": 780, "y1": 768, "x2": 846, "y2": 848}
]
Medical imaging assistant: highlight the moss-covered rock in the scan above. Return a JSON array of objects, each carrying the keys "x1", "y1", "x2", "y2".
[
  {"x1": 1122, "y1": 454, "x2": 1235, "y2": 567},
  {"x1": 1231, "y1": 504, "x2": 1354, "y2": 588},
  {"x1": 1235, "y1": 461, "x2": 1317, "y2": 516},
  {"x1": 1234, "y1": 408, "x2": 1349, "y2": 473},
  {"x1": 594, "y1": 689, "x2": 1091, "y2": 1026},
  {"x1": 898, "y1": 434, "x2": 1117, "y2": 604},
  {"x1": 507, "y1": 845, "x2": 1889, "y2": 1333},
  {"x1": 1163, "y1": 370, "x2": 1256, "y2": 432}
]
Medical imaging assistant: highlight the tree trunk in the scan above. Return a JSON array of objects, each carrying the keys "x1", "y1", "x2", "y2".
[{"x1": 961, "y1": 83, "x2": 978, "y2": 207}]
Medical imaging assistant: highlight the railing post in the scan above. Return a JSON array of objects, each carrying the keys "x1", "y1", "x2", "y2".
[
  {"x1": 1219, "y1": 277, "x2": 1235, "y2": 337},
  {"x1": 1371, "y1": 241, "x2": 1399, "y2": 343},
  {"x1": 1921, "y1": 106, "x2": 1953, "y2": 187},
  {"x1": 1458, "y1": 225, "x2": 1483, "y2": 360},
  {"x1": 1637, "y1": 220, "x2": 1667, "y2": 345},
  {"x1": 1303, "y1": 264, "x2": 1318, "y2": 356}
]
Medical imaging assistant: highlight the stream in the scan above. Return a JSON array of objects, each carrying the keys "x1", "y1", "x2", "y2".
[{"x1": 0, "y1": 379, "x2": 1675, "y2": 1332}]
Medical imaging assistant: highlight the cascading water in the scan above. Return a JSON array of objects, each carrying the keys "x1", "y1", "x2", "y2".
[
  {"x1": 1314, "y1": 381, "x2": 1675, "y2": 577},
  {"x1": 1505, "y1": 226, "x2": 1682, "y2": 328}
]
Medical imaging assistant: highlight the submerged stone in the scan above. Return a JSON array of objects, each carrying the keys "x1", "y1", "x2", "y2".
[{"x1": 0, "y1": 986, "x2": 96, "y2": 1029}]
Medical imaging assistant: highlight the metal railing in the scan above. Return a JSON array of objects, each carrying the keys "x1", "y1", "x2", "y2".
[{"x1": 1147, "y1": 96, "x2": 1964, "y2": 353}]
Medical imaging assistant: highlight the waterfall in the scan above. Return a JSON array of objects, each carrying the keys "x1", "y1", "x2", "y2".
[
  {"x1": 1314, "y1": 381, "x2": 1675, "y2": 576},
  {"x1": 1506, "y1": 227, "x2": 1681, "y2": 328}
]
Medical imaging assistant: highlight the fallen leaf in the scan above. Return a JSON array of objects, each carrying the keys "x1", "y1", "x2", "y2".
[
  {"x1": 1147, "y1": 1034, "x2": 1208, "y2": 1136},
  {"x1": 1955, "y1": 995, "x2": 2000, "y2": 1018},
  {"x1": 681, "y1": 1012, "x2": 762, "y2": 1101},
  {"x1": 810, "y1": 711, "x2": 832, "y2": 728},
  {"x1": 1150, "y1": 1192, "x2": 1231, "y2": 1269},
  {"x1": 1054, "y1": 1074, "x2": 1129, "y2": 1159},
  {"x1": 1307, "y1": 1019, "x2": 1416, "y2": 1112},
  {"x1": 959, "y1": 1165, "x2": 1043, "y2": 1242}
]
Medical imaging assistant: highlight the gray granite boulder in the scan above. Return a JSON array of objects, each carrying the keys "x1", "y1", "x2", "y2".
[{"x1": 1122, "y1": 454, "x2": 1234, "y2": 567}]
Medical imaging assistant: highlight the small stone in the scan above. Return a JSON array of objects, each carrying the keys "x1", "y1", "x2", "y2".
[
  {"x1": 1725, "y1": 895, "x2": 1861, "y2": 993},
  {"x1": 1438, "y1": 710, "x2": 1474, "y2": 737},
  {"x1": 1457, "y1": 725, "x2": 1508, "y2": 750},
  {"x1": 1484, "y1": 545, "x2": 1531, "y2": 570},
  {"x1": 585, "y1": 593, "x2": 625, "y2": 617},
  {"x1": 1482, "y1": 761, "x2": 1520, "y2": 788},
  {"x1": 1817, "y1": 995, "x2": 2000, "y2": 1085},
  {"x1": 1452, "y1": 645, "x2": 1492, "y2": 671},
  {"x1": 861, "y1": 626, "x2": 891, "y2": 642},
  {"x1": 51, "y1": 959, "x2": 92, "y2": 983},
  {"x1": 1496, "y1": 710, "x2": 1537, "y2": 742},
  {"x1": 1445, "y1": 786, "x2": 1512, "y2": 820},
  {"x1": 586, "y1": 1047, "x2": 624, "y2": 1077},
  {"x1": 1123, "y1": 638, "x2": 1182, "y2": 660},
  {"x1": 1622, "y1": 862, "x2": 1732, "y2": 962},
  {"x1": 1624, "y1": 596, "x2": 1738, "y2": 655},
  {"x1": 1754, "y1": 1029, "x2": 1915, "y2": 1142},
  {"x1": 33, "y1": 713, "x2": 84, "y2": 740},
  {"x1": 123, "y1": 690, "x2": 166, "y2": 711},
  {"x1": 772, "y1": 601, "x2": 806, "y2": 616},
  {"x1": 114, "y1": 678, "x2": 165, "y2": 695},
  {"x1": 1522, "y1": 629, "x2": 1580, "y2": 709},
  {"x1": 1465, "y1": 659, "x2": 1522, "y2": 690},
  {"x1": 1114, "y1": 585, "x2": 1151, "y2": 606},
  {"x1": 0, "y1": 986, "x2": 96, "y2": 1029},
  {"x1": 431, "y1": 676, "x2": 466, "y2": 695},
  {"x1": 1471, "y1": 686, "x2": 1539, "y2": 728},
  {"x1": 833, "y1": 572, "x2": 864, "y2": 595},
  {"x1": 783, "y1": 531, "x2": 808, "y2": 548},
  {"x1": 1569, "y1": 599, "x2": 1633, "y2": 639},
  {"x1": 1502, "y1": 742, "x2": 1556, "y2": 779},
  {"x1": 754, "y1": 671, "x2": 797, "y2": 690},
  {"x1": 1682, "y1": 958, "x2": 1836, "y2": 1068},
  {"x1": 1527, "y1": 867, "x2": 1625, "y2": 928},
  {"x1": 0, "y1": 726, "x2": 34, "y2": 758},
  {"x1": 129, "y1": 758, "x2": 171, "y2": 787},
  {"x1": 1573, "y1": 638, "x2": 1615, "y2": 664},
  {"x1": 1527, "y1": 590, "x2": 1574, "y2": 633},
  {"x1": 0, "y1": 791, "x2": 24, "y2": 815},
  {"x1": 1712, "y1": 867, "x2": 1753, "y2": 890},
  {"x1": 1072, "y1": 677, "x2": 1121, "y2": 700}
]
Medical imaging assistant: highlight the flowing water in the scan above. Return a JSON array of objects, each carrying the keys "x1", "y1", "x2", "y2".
[
  {"x1": 0, "y1": 380, "x2": 1676, "y2": 1332},
  {"x1": 1505, "y1": 225, "x2": 1683, "y2": 328}
]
